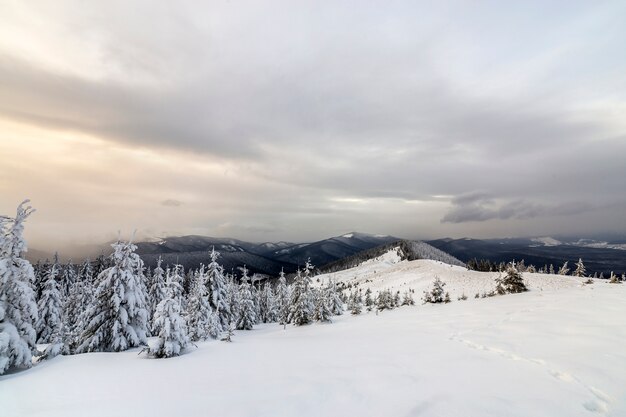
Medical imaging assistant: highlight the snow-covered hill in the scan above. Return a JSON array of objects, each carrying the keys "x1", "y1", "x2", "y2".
[
  {"x1": 2, "y1": 252, "x2": 625, "y2": 417},
  {"x1": 316, "y1": 247, "x2": 580, "y2": 299}
]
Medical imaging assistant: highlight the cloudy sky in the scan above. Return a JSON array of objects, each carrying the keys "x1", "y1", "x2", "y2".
[{"x1": 1, "y1": 0, "x2": 625, "y2": 249}]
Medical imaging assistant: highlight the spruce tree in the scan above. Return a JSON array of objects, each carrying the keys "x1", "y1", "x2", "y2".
[
  {"x1": 288, "y1": 267, "x2": 313, "y2": 326},
  {"x1": 236, "y1": 269, "x2": 256, "y2": 330},
  {"x1": 169, "y1": 264, "x2": 185, "y2": 307},
  {"x1": 558, "y1": 262, "x2": 570, "y2": 275},
  {"x1": 259, "y1": 282, "x2": 276, "y2": 323},
  {"x1": 149, "y1": 287, "x2": 189, "y2": 358},
  {"x1": 206, "y1": 248, "x2": 230, "y2": 330},
  {"x1": 0, "y1": 201, "x2": 39, "y2": 374},
  {"x1": 573, "y1": 258, "x2": 586, "y2": 278},
  {"x1": 364, "y1": 288, "x2": 374, "y2": 311},
  {"x1": 313, "y1": 288, "x2": 332, "y2": 322},
  {"x1": 348, "y1": 291, "x2": 362, "y2": 315},
  {"x1": 36, "y1": 261, "x2": 63, "y2": 343},
  {"x1": 275, "y1": 269, "x2": 290, "y2": 325},
  {"x1": 423, "y1": 277, "x2": 447, "y2": 303},
  {"x1": 401, "y1": 291, "x2": 415, "y2": 306},
  {"x1": 327, "y1": 279, "x2": 344, "y2": 316},
  {"x1": 495, "y1": 263, "x2": 528, "y2": 294},
  {"x1": 77, "y1": 239, "x2": 149, "y2": 353},
  {"x1": 60, "y1": 261, "x2": 77, "y2": 299},
  {"x1": 186, "y1": 266, "x2": 214, "y2": 342},
  {"x1": 148, "y1": 257, "x2": 167, "y2": 325}
]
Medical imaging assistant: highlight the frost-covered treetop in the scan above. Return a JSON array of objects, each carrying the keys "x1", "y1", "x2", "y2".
[
  {"x1": 1, "y1": 200, "x2": 35, "y2": 259},
  {"x1": 209, "y1": 246, "x2": 220, "y2": 263}
]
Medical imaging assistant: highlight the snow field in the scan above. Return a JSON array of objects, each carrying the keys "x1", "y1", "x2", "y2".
[{"x1": 1, "y1": 255, "x2": 625, "y2": 417}]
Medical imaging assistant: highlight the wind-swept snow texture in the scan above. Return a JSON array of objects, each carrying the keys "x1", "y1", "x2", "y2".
[{"x1": 1, "y1": 257, "x2": 625, "y2": 417}]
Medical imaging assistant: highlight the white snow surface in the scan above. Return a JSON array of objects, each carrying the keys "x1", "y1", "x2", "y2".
[{"x1": 2, "y1": 257, "x2": 626, "y2": 417}]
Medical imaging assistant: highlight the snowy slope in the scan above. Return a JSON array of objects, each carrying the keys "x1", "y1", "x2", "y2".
[
  {"x1": 2, "y1": 255, "x2": 625, "y2": 417},
  {"x1": 315, "y1": 247, "x2": 580, "y2": 298}
]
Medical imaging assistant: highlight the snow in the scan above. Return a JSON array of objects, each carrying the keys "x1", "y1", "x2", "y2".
[
  {"x1": 342, "y1": 233, "x2": 354, "y2": 238},
  {"x1": 316, "y1": 254, "x2": 579, "y2": 299},
  {"x1": 2, "y1": 255, "x2": 626, "y2": 417}
]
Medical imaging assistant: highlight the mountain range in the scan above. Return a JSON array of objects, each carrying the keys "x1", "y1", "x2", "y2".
[{"x1": 28, "y1": 233, "x2": 626, "y2": 277}]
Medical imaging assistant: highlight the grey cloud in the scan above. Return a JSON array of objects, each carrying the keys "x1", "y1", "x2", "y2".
[
  {"x1": 442, "y1": 195, "x2": 597, "y2": 224},
  {"x1": 161, "y1": 199, "x2": 182, "y2": 207},
  {"x1": 2, "y1": 1, "x2": 626, "y2": 244}
]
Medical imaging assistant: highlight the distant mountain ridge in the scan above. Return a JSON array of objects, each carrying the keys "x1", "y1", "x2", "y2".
[{"x1": 426, "y1": 237, "x2": 626, "y2": 275}]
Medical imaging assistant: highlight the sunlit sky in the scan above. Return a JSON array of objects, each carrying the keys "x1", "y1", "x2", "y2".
[{"x1": 1, "y1": 0, "x2": 625, "y2": 250}]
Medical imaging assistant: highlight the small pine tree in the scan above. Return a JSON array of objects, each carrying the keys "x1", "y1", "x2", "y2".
[
  {"x1": 236, "y1": 269, "x2": 256, "y2": 330},
  {"x1": 288, "y1": 266, "x2": 313, "y2": 326},
  {"x1": 423, "y1": 276, "x2": 447, "y2": 304},
  {"x1": 608, "y1": 272, "x2": 621, "y2": 284},
  {"x1": 149, "y1": 288, "x2": 189, "y2": 358},
  {"x1": 573, "y1": 258, "x2": 586, "y2": 277},
  {"x1": 348, "y1": 292, "x2": 362, "y2": 315},
  {"x1": 206, "y1": 248, "x2": 230, "y2": 331},
  {"x1": 327, "y1": 279, "x2": 344, "y2": 316},
  {"x1": 401, "y1": 291, "x2": 415, "y2": 306},
  {"x1": 364, "y1": 288, "x2": 374, "y2": 311},
  {"x1": 495, "y1": 263, "x2": 528, "y2": 294},
  {"x1": 259, "y1": 281, "x2": 276, "y2": 323},
  {"x1": 558, "y1": 261, "x2": 570, "y2": 276},
  {"x1": 36, "y1": 261, "x2": 63, "y2": 344},
  {"x1": 148, "y1": 257, "x2": 167, "y2": 324},
  {"x1": 186, "y1": 266, "x2": 214, "y2": 342},
  {"x1": 275, "y1": 269, "x2": 290, "y2": 325},
  {"x1": 313, "y1": 288, "x2": 332, "y2": 322}
]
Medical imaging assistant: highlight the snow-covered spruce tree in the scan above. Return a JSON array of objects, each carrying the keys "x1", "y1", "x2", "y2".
[
  {"x1": 169, "y1": 264, "x2": 185, "y2": 307},
  {"x1": 327, "y1": 278, "x2": 344, "y2": 316},
  {"x1": 401, "y1": 291, "x2": 415, "y2": 306},
  {"x1": 186, "y1": 266, "x2": 214, "y2": 342},
  {"x1": 236, "y1": 269, "x2": 256, "y2": 330},
  {"x1": 0, "y1": 201, "x2": 39, "y2": 374},
  {"x1": 259, "y1": 282, "x2": 276, "y2": 323},
  {"x1": 60, "y1": 261, "x2": 77, "y2": 299},
  {"x1": 313, "y1": 287, "x2": 332, "y2": 322},
  {"x1": 348, "y1": 291, "x2": 362, "y2": 315},
  {"x1": 206, "y1": 248, "x2": 230, "y2": 330},
  {"x1": 495, "y1": 263, "x2": 528, "y2": 294},
  {"x1": 249, "y1": 276, "x2": 262, "y2": 325},
  {"x1": 148, "y1": 256, "x2": 167, "y2": 325},
  {"x1": 288, "y1": 267, "x2": 313, "y2": 326},
  {"x1": 549, "y1": 264, "x2": 555, "y2": 274},
  {"x1": 148, "y1": 287, "x2": 189, "y2": 358},
  {"x1": 226, "y1": 274, "x2": 240, "y2": 325},
  {"x1": 36, "y1": 260, "x2": 62, "y2": 343},
  {"x1": 558, "y1": 261, "x2": 570, "y2": 276},
  {"x1": 34, "y1": 258, "x2": 50, "y2": 300},
  {"x1": 78, "y1": 259, "x2": 95, "y2": 307},
  {"x1": 574, "y1": 258, "x2": 586, "y2": 278},
  {"x1": 76, "y1": 239, "x2": 149, "y2": 353},
  {"x1": 376, "y1": 289, "x2": 393, "y2": 310},
  {"x1": 364, "y1": 288, "x2": 374, "y2": 311},
  {"x1": 423, "y1": 276, "x2": 447, "y2": 304},
  {"x1": 275, "y1": 269, "x2": 290, "y2": 325},
  {"x1": 63, "y1": 280, "x2": 85, "y2": 353}
]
